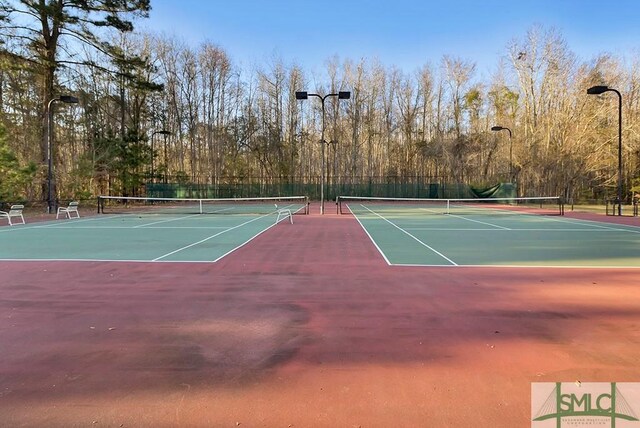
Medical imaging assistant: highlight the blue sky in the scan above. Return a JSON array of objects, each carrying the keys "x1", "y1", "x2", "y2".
[{"x1": 143, "y1": 0, "x2": 640, "y2": 76}]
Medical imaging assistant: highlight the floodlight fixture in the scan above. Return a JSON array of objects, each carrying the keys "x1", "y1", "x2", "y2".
[
  {"x1": 47, "y1": 95, "x2": 79, "y2": 214},
  {"x1": 295, "y1": 90, "x2": 351, "y2": 214},
  {"x1": 587, "y1": 84, "x2": 623, "y2": 215},
  {"x1": 586, "y1": 85, "x2": 610, "y2": 95}
]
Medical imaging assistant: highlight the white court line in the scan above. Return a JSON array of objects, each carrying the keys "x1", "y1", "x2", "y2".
[
  {"x1": 152, "y1": 213, "x2": 272, "y2": 261},
  {"x1": 347, "y1": 205, "x2": 392, "y2": 265},
  {"x1": 416, "y1": 206, "x2": 511, "y2": 230},
  {"x1": 543, "y1": 215, "x2": 640, "y2": 234},
  {"x1": 0, "y1": 215, "x2": 123, "y2": 233},
  {"x1": 0, "y1": 257, "x2": 152, "y2": 263},
  {"x1": 414, "y1": 206, "x2": 640, "y2": 234},
  {"x1": 0, "y1": 258, "x2": 638, "y2": 268},
  {"x1": 0, "y1": 257, "x2": 240, "y2": 263},
  {"x1": 125, "y1": 206, "x2": 234, "y2": 227},
  {"x1": 392, "y1": 263, "x2": 640, "y2": 269},
  {"x1": 0, "y1": 257, "x2": 226, "y2": 263},
  {"x1": 35, "y1": 215, "x2": 136, "y2": 228},
  {"x1": 210, "y1": 206, "x2": 303, "y2": 261},
  {"x1": 404, "y1": 228, "x2": 631, "y2": 232},
  {"x1": 33, "y1": 225, "x2": 228, "y2": 230},
  {"x1": 212, "y1": 217, "x2": 282, "y2": 262},
  {"x1": 134, "y1": 204, "x2": 292, "y2": 228},
  {"x1": 133, "y1": 214, "x2": 202, "y2": 228},
  {"x1": 441, "y1": 213, "x2": 511, "y2": 230},
  {"x1": 359, "y1": 204, "x2": 458, "y2": 266}
]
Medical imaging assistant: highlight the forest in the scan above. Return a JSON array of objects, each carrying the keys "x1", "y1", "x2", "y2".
[{"x1": 1, "y1": 0, "x2": 639, "y2": 207}]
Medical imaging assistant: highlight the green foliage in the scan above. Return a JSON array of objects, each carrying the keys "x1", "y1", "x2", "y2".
[
  {"x1": 89, "y1": 130, "x2": 151, "y2": 196},
  {"x1": 0, "y1": 125, "x2": 36, "y2": 202},
  {"x1": 1, "y1": 0, "x2": 153, "y2": 75},
  {"x1": 631, "y1": 177, "x2": 640, "y2": 195},
  {"x1": 111, "y1": 131, "x2": 151, "y2": 196},
  {"x1": 64, "y1": 156, "x2": 96, "y2": 200},
  {"x1": 464, "y1": 88, "x2": 482, "y2": 110},
  {"x1": 488, "y1": 85, "x2": 519, "y2": 117}
]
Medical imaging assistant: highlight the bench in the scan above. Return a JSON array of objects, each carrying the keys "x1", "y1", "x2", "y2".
[
  {"x1": 56, "y1": 201, "x2": 80, "y2": 219},
  {"x1": 275, "y1": 204, "x2": 293, "y2": 224},
  {"x1": 0, "y1": 204, "x2": 26, "y2": 226}
]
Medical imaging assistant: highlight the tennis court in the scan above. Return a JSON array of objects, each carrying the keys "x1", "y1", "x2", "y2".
[
  {"x1": 340, "y1": 196, "x2": 640, "y2": 267},
  {"x1": 2, "y1": 197, "x2": 640, "y2": 427},
  {"x1": 0, "y1": 197, "x2": 308, "y2": 262},
  {"x1": 3, "y1": 196, "x2": 638, "y2": 267}
]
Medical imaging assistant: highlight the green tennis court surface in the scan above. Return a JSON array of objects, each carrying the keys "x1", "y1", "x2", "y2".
[
  {"x1": 347, "y1": 203, "x2": 640, "y2": 267},
  {"x1": 0, "y1": 212, "x2": 286, "y2": 262}
]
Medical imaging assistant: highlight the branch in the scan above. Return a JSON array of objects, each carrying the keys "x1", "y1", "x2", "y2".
[
  {"x1": 0, "y1": 31, "x2": 41, "y2": 46},
  {"x1": 0, "y1": 47, "x2": 40, "y2": 68},
  {"x1": 0, "y1": 5, "x2": 41, "y2": 21}
]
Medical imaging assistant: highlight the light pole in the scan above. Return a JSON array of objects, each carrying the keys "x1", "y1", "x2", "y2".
[
  {"x1": 329, "y1": 139, "x2": 338, "y2": 199},
  {"x1": 151, "y1": 130, "x2": 171, "y2": 183},
  {"x1": 295, "y1": 90, "x2": 350, "y2": 214},
  {"x1": 47, "y1": 95, "x2": 79, "y2": 214},
  {"x1": 587, "y1": 85, "x2": 623, "y2": 216},
  {"x1": 491, "y1": 126, "x2": 513, "y2": 182}
]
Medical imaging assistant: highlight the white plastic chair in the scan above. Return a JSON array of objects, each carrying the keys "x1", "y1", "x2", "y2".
[
  {"x1": 57, "y1": 201, "x2": 80, "y2": 219},
  {"x1": 0, "y1": 204, "x2": 25, "y2": 226},
  {"x1": 275, "y1": 204, "x2": 293, "y2": 224}
]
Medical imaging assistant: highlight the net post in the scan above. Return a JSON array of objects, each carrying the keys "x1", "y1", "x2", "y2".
[
  {"x1": 199, "y1": 199, "x2": 203, "y2": 214},
  {"x1": 97, "y1": 196, "x2": 100, "y2": 214}
]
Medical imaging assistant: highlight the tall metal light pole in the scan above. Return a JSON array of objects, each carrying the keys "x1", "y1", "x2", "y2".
[
  {"x1": 328, "y1": 139, "x2": 338, "y2": 198},
  {"x1": 295, "y1": 90, "x2": 351, "y2": 214},
  {"x1": 587, "y1": 85, "x2": 623, "y2": 216},
  {"x1": 491, "y1": 126, "x2": 513, "y2": 181},
  {"x1": 47, "y1": 95, "x2": 79, "y2": 214},
  {"x1": 151, "y1": 130, "x2": 171, "y2": 182}
]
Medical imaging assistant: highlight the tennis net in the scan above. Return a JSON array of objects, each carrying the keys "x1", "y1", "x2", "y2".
[
  {"x1": 98, "y1": 195, "x2": 309, "y2": 215},
  {"x1": 337, "y1": 196, "x2": 564, "y2": 216}
]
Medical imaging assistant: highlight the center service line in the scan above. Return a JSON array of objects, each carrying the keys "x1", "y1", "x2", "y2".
[{"x1": 360, "y1": 204, "x2": 458, "y2": 266}]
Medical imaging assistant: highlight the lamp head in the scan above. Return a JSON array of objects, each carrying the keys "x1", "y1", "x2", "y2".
[
  {"x1": 587, "y1": 85, "x2": 610, "y2": 95},
  {"x1": 60, "y1": 95, "x2": 79, "y2": 104},
  {"x1": 491, "y1": 126, "x2": 504, "y2": 131},
  {"x1": 157, "y1": 130, "x2": 171, "y2": 135},
  {"x1": 295, "y1": 91, "x2": 308, "y2": 100},
  {"x1": 338, "y1": 91, "x2": 351, "y2": 99}
]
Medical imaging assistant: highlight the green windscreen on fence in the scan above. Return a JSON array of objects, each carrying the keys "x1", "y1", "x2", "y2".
[
  {"x1": 145, "y1": 181, "x2": 517, "y2": 200},
  {"x1": 469, "y1": 183, "x2": 516, "y2": 199}
]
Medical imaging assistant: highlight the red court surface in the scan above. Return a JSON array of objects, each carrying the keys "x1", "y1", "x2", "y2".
[{"x1": 1, "y1": 206, "x2": 639, "y2": 427}]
